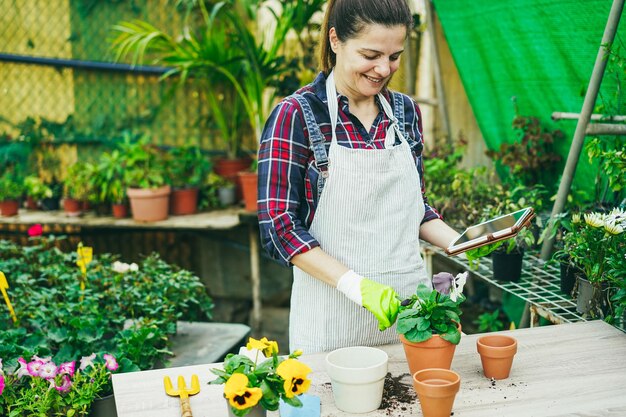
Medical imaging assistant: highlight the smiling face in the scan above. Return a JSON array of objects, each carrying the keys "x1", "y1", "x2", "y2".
[{"x1": 330, "y1": 23, "x2": 406, "y2": 103}]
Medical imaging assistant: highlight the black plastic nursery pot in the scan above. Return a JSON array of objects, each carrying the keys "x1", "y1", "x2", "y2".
[{"x1": 492, "y1": 250, "x2": 524, "y2": 282}]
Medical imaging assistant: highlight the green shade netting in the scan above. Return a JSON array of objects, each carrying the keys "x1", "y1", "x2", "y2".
[{"x1": 432, "y1": 0, "x2": 624, "y2": 193}]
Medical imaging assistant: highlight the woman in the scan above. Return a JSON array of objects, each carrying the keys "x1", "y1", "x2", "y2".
[{"x1": 257, "y1": 0, "x2": 460, "y2": 353}]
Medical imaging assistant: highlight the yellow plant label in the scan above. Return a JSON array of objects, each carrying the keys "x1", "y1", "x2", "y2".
[{"x1": 0, "y1": 271, "x2": 18, "y2": 323}]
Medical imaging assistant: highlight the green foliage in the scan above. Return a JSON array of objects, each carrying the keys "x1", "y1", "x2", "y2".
[
  {"x1": 23, "y1": 175, "x2": 53, "y2": 200},
  {"x1": 119, "y1": 135, "x2": 168, "y2": 189},
  {"x1": 167, "y1": 145, "x2": 212, "y2": 188},
  {"x1": 473, "y1": 309, "x2": 505, "y2": 333},
  {"x1": 585, "y1": 137, "x2": 626, "y2": 206},
  {"x1": 96, "y1": 148, "x2": 127, "y2": 204},
  {"x1": 486, "y1": 115, "x2": 563, "y2": 193},
  {"x1": 396, "y1": 283, "x2": 465, "y2": 345},
  {"x1": 0, "y1": 237, "x2": 214, "y2": 373},
  {"x1": 63, "y1": 162, "x2": 95, "y2": 201},
  {"x1": 0, "y1": 169, "x2": 25, "y2": 201},
  {"x1": 0, "y1": 353, "x2": 120, "y2": 417}
]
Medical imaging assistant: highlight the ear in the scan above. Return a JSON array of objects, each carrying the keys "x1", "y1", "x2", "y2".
[{"x1": 328, "y1": 27, "x2": 339, "y2": 53}]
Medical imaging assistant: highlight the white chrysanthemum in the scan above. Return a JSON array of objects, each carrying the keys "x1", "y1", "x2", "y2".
[
  {"x1": 604, "y1": 221, "x2": 624, "y2": 235},
  {"x1": 584, "y1": 213, "x2": 604, "y2": 228},
  {"x1": 571, "y1": 213, "x2": 581, "y2": 224}
]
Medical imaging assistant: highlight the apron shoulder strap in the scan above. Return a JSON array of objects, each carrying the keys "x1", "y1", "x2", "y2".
[
  {"x1": 391, "y1": 91, "x2": 422, "y2": 154},
  {"x1": 291, "y1": 94, "x2": 329, "y2": 197}
]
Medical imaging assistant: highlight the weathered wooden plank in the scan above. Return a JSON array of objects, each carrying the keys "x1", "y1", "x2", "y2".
[{"x1": 112, "y1": 321, "x2": 626, "y2": 417}]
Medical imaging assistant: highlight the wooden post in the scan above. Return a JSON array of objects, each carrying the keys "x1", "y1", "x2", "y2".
[{"x1": 541, "y1": 0, "x2": 625, "y2": 260}]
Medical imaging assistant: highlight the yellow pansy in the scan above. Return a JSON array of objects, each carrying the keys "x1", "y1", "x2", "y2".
[
  {"x1": 276, "y1": 359, "x2": 312, "y2": 398},
  {"x1": 246, "y1": 337, "x2": 278, "y2": 357},
  {"x1": 224, "y1": 373, "x2": 263, "y2": 410}
]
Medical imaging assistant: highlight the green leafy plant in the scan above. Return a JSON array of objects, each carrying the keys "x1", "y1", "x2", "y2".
[
  {"x1": 473, "y1": 310, "x2": 505, "y2": 333},
  {"x1": 210, "y1": 337, "x2": 312, "y2": 416},
  {"x1": 0, "y1": 352, "x2": 120, "y2": 417},
  {"x1": 97, "y1": 148, "x2": 128, "y2": 204},
  {"x1": 63, "y1": 162, "x2": 95, "y2": 201},
  {"x1": 23, "y1": 175, "x2": 53, "y2": 201},
  {"x1": 0, "y1": 237, "x2": 214, "y2": 374},
  {"x1": 0, "y1": 169, "x2": 25, "y2": 201},
  {"x1": 119, "y1": 135, "x2": 168, "y2": 189},
  {"x1": 167, "y1": 146, "x2": 211, "y2": 188},
  {"x1": 396, "y1": 272, "x2": 467, "y2": 345}
]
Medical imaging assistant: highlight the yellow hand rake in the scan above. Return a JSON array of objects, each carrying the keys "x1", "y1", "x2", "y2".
[{"x1": 164, "y1": 374, "x2": 200, "y2": 417}]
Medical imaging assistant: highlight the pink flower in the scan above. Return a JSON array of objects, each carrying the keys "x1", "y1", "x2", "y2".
[
  {"x1": 27, "y1": 360, "x2": 45, "y2": 377},
  {"x1": 103, "y1": 354, "x2": 119, "y2": 371},
  {"x1": 54, "y1": 374, "x2": 72, "y2": 393},
  {"x1": 16, "y1": 358, "x2": 30, "y2": 378},
  {"x1": 79, "y1": 353, "x2": 96, "y2": 370},
  {"x1": 39, "y1": 362, "x2": 58, "y2": 380},
  {"x1": 58, "y1": 361, "x2": 76, "y2": 376},
  {"x1": 0, "y1": 374, "x2": 5, "y2": 396},
  {"x1": 27, "y1": 224, "x2": 43, "y2": 237}
]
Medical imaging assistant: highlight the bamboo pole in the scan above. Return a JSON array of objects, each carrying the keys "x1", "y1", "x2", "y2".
[{"x1": 540, "y1": 0, "x2": 625, "y2": 260}]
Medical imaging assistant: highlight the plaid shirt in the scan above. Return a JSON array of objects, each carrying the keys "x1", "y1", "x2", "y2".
[{"x1": 258, "y1": 72, "x2": 442, "y2": 266}]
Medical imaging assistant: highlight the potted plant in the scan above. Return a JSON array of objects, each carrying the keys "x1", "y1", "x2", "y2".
[
  {"x1": 491, "y1": 226, "x2": 535, "y2": 282},
  {"x1": 557, "y1": 209, "x2": 626, "y2": 317},
  {"x1": 0, "y1": 352, "x2": 119, "y2": 417},
  {"x1": 23, "y1": 175, "x2": 53, "y2": 210},
  {"x1": 238, "y1": 158, "x2": 258, "y2": 212},
  {"x1": 209, "y1": 337, "x2": 312, "y2": 417},
  {"x1": 119, "y1": 136, "x2": 170, "y2": 222},
  {"x1": 0, "y1": 169, "x2": 25, "y2": 217},
  {"x1": 204, "y1": 172, "x2": 237, "y2": 207},
  {"x1": 97, "y1": 148, "x2": 129, "y2": 218},
  {"x1": 62, "y1": 162, "x2": 94, "y2": 217},
  {"x1": 396, "y1": 272, "x2": 467, "y2": 377},
  {"x1": 167, "y1": 145, "x2": 211, "y2": 215}
]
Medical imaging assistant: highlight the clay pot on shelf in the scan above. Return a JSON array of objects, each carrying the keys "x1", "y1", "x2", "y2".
[
  {"x1": 399, "y1": 323, "x2": 461, "y2": 377},
  {"x1": 238, "y1": 171, "x2": 258, "y2": 212},
  {"x1": 325, "y1": 346, "x2": 388, "y2": 413},
  {"x1": 0, "y1": 200, "x2": 20, "y2": 217},
  {"x1": 412, "y1": 368, "x2": 460, "y2": 417},
  {"x1": 63, "y1": 198, "x2": 82, "y2": 217},
  {"x1": 127, "y1": 185, "x2": 171, "y2": 222},
  {"x1": 476, "y1": 334, "x2": 517, "y2": 380},
  {"x1": 111, "y1": 203, "x2": 129, "y2": 219},
  {"x1": 169, "y1": 187, "x2": 199, "y2": 215}
]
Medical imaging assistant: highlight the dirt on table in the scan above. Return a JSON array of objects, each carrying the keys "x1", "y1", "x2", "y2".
[{"x1": 378, "y1": 372, "x2": 417, "y2": 415}]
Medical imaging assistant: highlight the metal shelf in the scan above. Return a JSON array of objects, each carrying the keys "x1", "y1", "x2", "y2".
[{"x1": 420, "y1": 242, "x2": 586, "y2": 326}]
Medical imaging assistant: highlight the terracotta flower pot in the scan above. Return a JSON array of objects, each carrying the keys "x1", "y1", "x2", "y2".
[
  {"x1": 412, "y1": 368, "x2": 460, "y2": 417},
  {"x1": 0, "y1": 200, "x2": 19, "y2": 217},
  {"x1": 111, "y1": 203, "x2": 129, "y2": 219},
  {"x1": 63, "y1": 198, "x2": 82, "y2": 217},
  {"x1": 127, "y1": 185, "x2": 171, "y2": 222},
  {"x1": 214, "y1": 157, "x2": 252, "y2": 199},
  {"x1": 399, "y1": 323, "x2": 461, "y2": 377},
  {"x1": 169, "y1": 187, "x2": 199, "y2": 215},
  {"x1": 476, "y1": 334, "x2": 517, "y2": 380},
  {"x1": 238, "y1": 172, "x2": 258, "y2": 212}
]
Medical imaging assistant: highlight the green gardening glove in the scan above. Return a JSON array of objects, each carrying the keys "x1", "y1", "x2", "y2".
[{"x1": 337, "y1": 270, "x2": 401, "y2": 331}]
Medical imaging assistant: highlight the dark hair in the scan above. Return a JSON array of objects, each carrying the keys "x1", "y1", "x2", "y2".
[{"x1": 318, "y1": 0, "x2": 413, "y2": 74}]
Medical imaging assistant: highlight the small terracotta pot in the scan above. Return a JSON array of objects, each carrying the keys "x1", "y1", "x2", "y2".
[
  {"x1": 0, "y1": 200, "x2": 19, "y2": 217},
  {"x1": 476, "y1": 334, "x2": 517, "y2": 380},
  {"x1": 63, "y1": 198, "x2": 82, "y2": 217},
  {"x1": 399, "y1": 323, "x2": 461, "y2": 376},
  {"x1": 127, "y1": 185, "x2": 171, "y2": 222},
  {"x1": 412, "y1": 368, "x2": 460, "y2": 417},
  {"x1": 111, "y1": 203, "x2": 129, "y2": 219},
  {"x1": 169, "y1": 187, "x2": 199, "y2": 215},
  {"x1": 238, "y1": 172, "x2": 258, "y2": 212}
]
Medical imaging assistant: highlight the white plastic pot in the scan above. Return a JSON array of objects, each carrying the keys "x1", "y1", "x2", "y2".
[{"x1": 325, "y1": 346, "x2": 388, "y2": 413}]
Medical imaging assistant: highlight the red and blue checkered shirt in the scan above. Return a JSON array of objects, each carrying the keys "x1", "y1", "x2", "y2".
[{"x1": 258, "y1": 72, "x2": 442, "y2": 266}]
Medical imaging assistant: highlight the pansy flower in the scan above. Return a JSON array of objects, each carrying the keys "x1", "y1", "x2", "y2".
[
  {"x1": 276, "y1": 359, "x2": 312, "y2": 398},
  {"x1": 103, "y1": 354, "x2": 119, "y2": 371},
  {"x1": 224, "y1": 373, "x2": 263, "y2": 410},
  {"x1": 246, "y1": 337, "x2": 278, "y2": 358}
]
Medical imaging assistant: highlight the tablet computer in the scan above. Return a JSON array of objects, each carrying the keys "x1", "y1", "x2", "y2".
[{"x1": 445, "y1": 207, "x2": 535, "y2": 256}]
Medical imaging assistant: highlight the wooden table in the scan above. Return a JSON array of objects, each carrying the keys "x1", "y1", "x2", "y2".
[{"x1": 112, "y1": 320, "x2": 626, "y2": 417}]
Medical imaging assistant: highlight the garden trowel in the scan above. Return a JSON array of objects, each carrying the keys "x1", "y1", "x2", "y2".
[{"x1": 163, "y1": 374, "x2": 200, "y2": 417}]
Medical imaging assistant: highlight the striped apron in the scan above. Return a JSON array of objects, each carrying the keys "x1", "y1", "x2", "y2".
[{"x1": 289, "y1": 72, "x2": 430, "y2": 353}]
